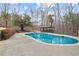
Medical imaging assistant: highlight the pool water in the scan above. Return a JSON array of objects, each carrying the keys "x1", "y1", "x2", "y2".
[{"x1": 25, "y1": 33, "x2": 79, "y2": 44}]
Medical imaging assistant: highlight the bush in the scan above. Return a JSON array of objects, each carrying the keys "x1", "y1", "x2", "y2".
[{"x1": 2, "y1": 28, "x2": 16, "y2": 40}]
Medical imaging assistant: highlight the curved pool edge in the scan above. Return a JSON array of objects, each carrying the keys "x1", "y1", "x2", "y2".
[{"x1": 23, "y1": 32, "x2": 79, "y2": 46}]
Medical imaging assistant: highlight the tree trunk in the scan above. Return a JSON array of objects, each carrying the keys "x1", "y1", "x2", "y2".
[
  {"x1": 5, "y1": 20, "x2": 8, "y2": 28},
  {"x1": 20, "y1": 24, "x2": 24, "y2": 31},
  {"x1": 50, "y1": 22, "x2": 53, "y2": 27}
]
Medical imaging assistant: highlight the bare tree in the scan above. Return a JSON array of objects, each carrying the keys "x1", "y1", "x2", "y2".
[{"x1": 0, "y1": 3, "x2": 11, "y2": 28}]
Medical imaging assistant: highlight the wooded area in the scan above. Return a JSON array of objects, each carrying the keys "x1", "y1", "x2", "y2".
[{"x1": 0, "y1": 3, "x2": 79, "y2": 36}]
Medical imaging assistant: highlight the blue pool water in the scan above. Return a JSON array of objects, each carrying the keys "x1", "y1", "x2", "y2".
[{"x1": 25, "y1": 33, "x2": 79, "y2": 44}]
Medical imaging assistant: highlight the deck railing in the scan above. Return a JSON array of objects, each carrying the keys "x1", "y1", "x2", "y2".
[{"x1": 40, "y1": 27, "x2": 55, "y2": 33}]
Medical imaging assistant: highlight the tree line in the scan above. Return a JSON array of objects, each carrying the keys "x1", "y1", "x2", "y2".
[
  {"x1": 0, "y1": 3, "x2": 32, "y2": 31},
  {"x1": 0, "y1": 3, "x2": 79, "y2": 36}
]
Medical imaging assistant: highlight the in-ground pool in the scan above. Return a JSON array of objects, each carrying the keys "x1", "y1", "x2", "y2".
[{"x1": 25, "y1": 33, "x2": 79, "y2": 44}]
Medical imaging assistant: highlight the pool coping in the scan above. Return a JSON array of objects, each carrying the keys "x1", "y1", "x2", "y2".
[{"x1": 23, "y1": 32, "x2": 79, "y2": 46}]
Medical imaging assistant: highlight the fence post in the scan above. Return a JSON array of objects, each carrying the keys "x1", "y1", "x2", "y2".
[{"x1": 78, "y1": 30, "x2": 79, "y2": 37}]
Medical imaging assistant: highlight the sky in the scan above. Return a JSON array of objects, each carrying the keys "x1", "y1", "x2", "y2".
[
  {"x1": 0, "y1": 3, "x2": 38, "y2": 14},
  {"x1": 0, "y1": 3, "x2": 79, "y2": 14}
]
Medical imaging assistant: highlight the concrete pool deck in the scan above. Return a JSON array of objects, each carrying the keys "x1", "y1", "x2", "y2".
[{"x1": 0, "y1": 33, "x2": 79, "y2": 56}]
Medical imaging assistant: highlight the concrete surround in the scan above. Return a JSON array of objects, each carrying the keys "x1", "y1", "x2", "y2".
[{"x1": 0, "y1": 33, "x2": 79, "y2": 56}]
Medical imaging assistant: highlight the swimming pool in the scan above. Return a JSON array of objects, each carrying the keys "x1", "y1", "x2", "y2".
[{"x1": 25, "y1": 32, "x2": 79, "y2": 44}]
